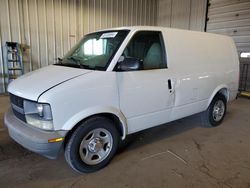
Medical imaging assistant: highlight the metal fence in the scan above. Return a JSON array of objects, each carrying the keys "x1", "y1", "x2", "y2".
[{"x1": 239, "y1": 58, "x2": 250, "y2": 92}]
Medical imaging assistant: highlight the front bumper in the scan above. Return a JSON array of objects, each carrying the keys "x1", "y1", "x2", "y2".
[{"x1": 4, "y1": 108, "x2": 68, "y2": 159}]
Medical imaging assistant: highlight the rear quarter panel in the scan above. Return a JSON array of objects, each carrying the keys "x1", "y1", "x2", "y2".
[{"x1": 163, "y1": 29, "x2": 239, "y2": 120}]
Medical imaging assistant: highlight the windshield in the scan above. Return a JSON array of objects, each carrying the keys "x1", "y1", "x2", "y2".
[{"x1": 57, "y1": 30, "x2": 129, "y2": 71}]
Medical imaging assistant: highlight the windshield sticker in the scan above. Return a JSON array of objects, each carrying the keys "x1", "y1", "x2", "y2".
[{"x1": 100, "y1": 32, "x2": 118, "y2": 39}]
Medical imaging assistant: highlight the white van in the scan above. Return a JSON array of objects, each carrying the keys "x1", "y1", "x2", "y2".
[{"x1": 5, "y1": 26, "x2": 239, "y2": 173}]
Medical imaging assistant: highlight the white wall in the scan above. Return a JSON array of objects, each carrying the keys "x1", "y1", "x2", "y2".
[
  {"x1": 157, "y1": 0, "x2": 207, "y2": 31},
  {"x1": 0, "y1": 0, "x2": 158, "y2": 93},
  {"x1": 207, "y1": 0, "x2": 250, "y2": 53}
]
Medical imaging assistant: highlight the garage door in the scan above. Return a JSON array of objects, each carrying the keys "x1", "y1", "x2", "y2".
[{"x1": 206, "y1": 0, "x2": 250, "y2": 54}]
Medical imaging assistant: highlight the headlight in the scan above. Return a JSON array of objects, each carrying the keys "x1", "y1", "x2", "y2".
[{"x1": 23, "y1": 100, "x2": 53, "y2": 130}]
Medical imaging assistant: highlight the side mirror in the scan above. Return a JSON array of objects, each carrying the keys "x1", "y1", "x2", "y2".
[{"x1": 116, "y1": 57, "x2": 143, "y2": 71}]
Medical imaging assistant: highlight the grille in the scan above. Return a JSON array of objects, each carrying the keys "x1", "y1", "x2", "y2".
[
  {"x1": 9, "y1": 94, "x2": 26, "y2": 122},
  {"x1": 10, "y1": 94, "x2": 24, "y2": 108}
]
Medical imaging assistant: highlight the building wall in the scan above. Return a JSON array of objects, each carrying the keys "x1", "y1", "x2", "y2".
[
  {"x1": 157, "y1": 0, "x2": 207, "y2": 31},
  {"x1": 206, "y1": 0, "x2": 250, "y2": 53},
  {"x1": 0, "y1": 0, "x2": 158, "y2": 93}
]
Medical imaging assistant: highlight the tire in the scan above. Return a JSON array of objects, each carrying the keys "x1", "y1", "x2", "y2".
[
  {"x1": 64, "y1": 116, "x2": 119, "y2": 173},
  {"x1": 201, "y1": 94, "x2": 227, "y2": 127}
]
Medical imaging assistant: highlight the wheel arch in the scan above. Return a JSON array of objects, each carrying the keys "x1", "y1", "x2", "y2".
[
  {"x1": 62, "y1": 107, "x2": 128, "y2": 148},
  {"x1": 207, "y1": 85, "x2": 229, "y2": 108}
]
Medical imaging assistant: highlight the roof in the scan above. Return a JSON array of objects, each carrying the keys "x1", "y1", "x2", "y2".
[{"x1": 92, "y1": 25, "x2": 230, "y2": 39}]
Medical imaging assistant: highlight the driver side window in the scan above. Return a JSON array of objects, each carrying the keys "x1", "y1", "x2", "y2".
[{"x1": 122, "y1": 31, "x2": 167, "y2": 70}]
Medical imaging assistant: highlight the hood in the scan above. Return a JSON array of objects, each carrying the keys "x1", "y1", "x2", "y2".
[{"x1": 8, "y1": 65, "x2": 92, "y2": 101}]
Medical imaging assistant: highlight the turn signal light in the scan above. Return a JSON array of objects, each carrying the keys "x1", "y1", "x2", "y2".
[{"x1": 48, "y1": 137, "x2": 64, "y2": 143}]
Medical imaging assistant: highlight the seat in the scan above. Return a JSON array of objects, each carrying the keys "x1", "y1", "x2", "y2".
[
  {"x1": 143, "y1": 43, "x2": 163, "y2": 69},
  {"x1": 123, "y1": 48, "x2": 129, "y2": 57}
]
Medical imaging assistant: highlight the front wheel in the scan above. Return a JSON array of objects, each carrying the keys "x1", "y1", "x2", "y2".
[
  {"x1": 64, "y1": 116, "x2": 119, "y2": 173},
  {"x1": 201, "y1": 94, "x2": 227, "y2": 127}
]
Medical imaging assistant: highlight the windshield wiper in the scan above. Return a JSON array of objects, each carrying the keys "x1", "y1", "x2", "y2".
[
  {"x1": 54, "y1": 57, "x2": 63, "y2": 66},
  {"x1": 66, "y1": 56, "x2": 92, "y2": 70},
  {"x1": 58, "y1": 57, "x2": 63, "y2": 62},
  {"x1": 67, "y1": 56, "x2": 80, "y2": 63},
  {"x1": 80, "y1": 64, "x2": 92, "y2": 69},
  {"x1": 67, "y1": 56, "x2": 82, "y2": 67}
]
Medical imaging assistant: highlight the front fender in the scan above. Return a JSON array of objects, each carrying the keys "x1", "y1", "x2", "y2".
[{"x1": 61, "y1": 106, "x2": 128, "y2": 140}]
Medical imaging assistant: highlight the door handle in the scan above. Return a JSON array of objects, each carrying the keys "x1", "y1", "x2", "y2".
[{"x1": 168, "y1": 79, "x2": 172, "y2": 92}]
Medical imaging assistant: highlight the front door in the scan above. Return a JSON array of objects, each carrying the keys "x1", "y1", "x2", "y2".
[{"x1": 115, "y1": 31, "x2": 175, "y2": 133}]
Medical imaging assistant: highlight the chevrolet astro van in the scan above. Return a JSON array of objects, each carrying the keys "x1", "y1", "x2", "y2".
[{"x1": 5, "y1": 26, "x2": 239, "y2": 173}]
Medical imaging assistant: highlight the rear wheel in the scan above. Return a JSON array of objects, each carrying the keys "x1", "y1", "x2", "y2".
[
  {"x1": 201, "y1": 94, "x2": 227, "y2": 127},
  {"x1": 64, "y1": 116, "x2": 119, "y2": 173}
]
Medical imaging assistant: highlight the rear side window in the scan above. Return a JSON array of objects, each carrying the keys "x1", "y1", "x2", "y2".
[{"x1": 122, "y1": 31, "x2": 167, "y2": 70}]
